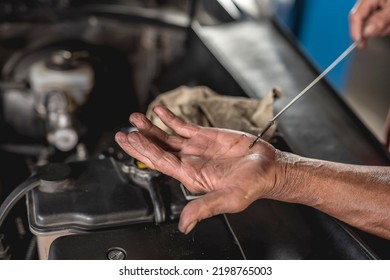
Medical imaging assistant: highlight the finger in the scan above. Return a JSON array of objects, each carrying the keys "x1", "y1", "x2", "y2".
[
  {"x1": 130, "y1": 112, "x2": 169, "y2": 139},
  {"x1": 178, "y1": 190, "x2": 247, "y2": 234},
  {"x1": 115, "y1": 131, "x2": 151, "y2": 165},
  {"x1": 358, "y1": 39, "x2": 367, "y2": 48},
  {"x1": 153, "y1": 105, "x2": 200, "y2": 138},
  {"x1": 130, "y1": 112, "x2": 184, "y2": 151},
  {"x1": 349, "y1": 0, "x2": 378, "y2": 41},
  {"x1": 115, "y1": 131, "x2": 182, "y2": 178},
  {"x1": 363, "y1": 7, "x2": 390, "y2": 37}
]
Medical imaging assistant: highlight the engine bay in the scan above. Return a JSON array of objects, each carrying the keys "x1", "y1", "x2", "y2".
[
  {"x1": 1, "y1": 0, "x2": 389, "y2": 260},
  {"x1": 0, "y1": 0, "x2": 199, "y2": 259}
]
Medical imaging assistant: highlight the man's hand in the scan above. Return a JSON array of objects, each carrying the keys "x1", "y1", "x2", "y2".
[
  {"x1": 115, "y1": 105, "x2": 281, "y2": 234},
  {"x1": 350, "y1": 0, "x2": 390, "y2": 47}
]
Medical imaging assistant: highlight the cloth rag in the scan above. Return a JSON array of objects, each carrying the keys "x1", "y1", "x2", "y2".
[{"x1": 146, "y1": 85, "x2": 281, "y2": 141}]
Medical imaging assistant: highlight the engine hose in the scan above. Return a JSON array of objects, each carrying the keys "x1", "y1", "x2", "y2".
[{"x1": 0, "y1": 176, "x2": 40, "y2": 229}]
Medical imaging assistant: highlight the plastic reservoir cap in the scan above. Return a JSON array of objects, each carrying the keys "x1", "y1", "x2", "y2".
[{"x1": 36, "y1": 163, "x2": 71, "y2": 182}]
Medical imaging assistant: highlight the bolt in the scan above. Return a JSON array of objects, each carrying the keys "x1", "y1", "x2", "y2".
[{"x1": 106, "y1": 247, "x2": 127, "y2": 260}]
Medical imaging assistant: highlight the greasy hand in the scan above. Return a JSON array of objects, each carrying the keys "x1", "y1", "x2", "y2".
[
  {"x1": 115, "y1": 106, "x2": 279, "y2": 234},
  {"x1": 350, "y1": 0, "x2": 390, "y2": 47}
]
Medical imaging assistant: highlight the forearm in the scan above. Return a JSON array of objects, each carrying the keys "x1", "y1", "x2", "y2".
[{"x1": 270, "y1": 151, "x2": 390, "y2": 239}]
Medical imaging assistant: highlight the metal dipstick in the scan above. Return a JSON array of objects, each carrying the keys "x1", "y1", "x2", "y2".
[{"x1": 249, "y1": 41, "x2": 358, "y2": 148}]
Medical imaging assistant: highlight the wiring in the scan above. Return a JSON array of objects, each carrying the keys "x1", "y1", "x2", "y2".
[
  {"x1": 180, "y1": 183, "x2": 247, "y2": 259},
  {"x1": 223, "y1": 214, "x2": 247, "y2": 260}
]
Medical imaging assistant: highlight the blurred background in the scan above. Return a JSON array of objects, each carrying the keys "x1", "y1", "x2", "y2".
[{"x1": 272, "y1": 0, "x2": 390, "y2": 146}]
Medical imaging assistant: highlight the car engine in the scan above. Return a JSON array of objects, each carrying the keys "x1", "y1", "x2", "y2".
[
  {"x1": 0, "y1": 0, "x2": 203, "y2": 260},
  {"x1": 1, "y1": 0, "x2": 389, "y2": 260}
]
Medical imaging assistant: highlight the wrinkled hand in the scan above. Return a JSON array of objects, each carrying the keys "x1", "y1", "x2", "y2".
[
  {"x1": 350, "y1": 0, "x2": 390, "y2": 47},
  {"x1": 115, "y1": 105, "x2": 280, "y2": 234}
]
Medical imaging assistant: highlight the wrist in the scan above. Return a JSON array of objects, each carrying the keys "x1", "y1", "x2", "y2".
[{"x1": 264, "y1": 150, "x2": 310, "y2": 203}]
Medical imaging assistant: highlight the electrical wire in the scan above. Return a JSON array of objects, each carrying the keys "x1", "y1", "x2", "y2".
[
  {"x1": 180, "y1": 184, "x2": 247, "y2": 259},
  {"x1": 223, "y1": 214, "x2": 247, "y2": 260}
]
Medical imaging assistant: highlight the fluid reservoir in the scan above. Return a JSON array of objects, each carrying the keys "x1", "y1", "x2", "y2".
[
  {"x1": 29, "y1": 50, "x2": 94, "y2": 151},
  {"x1": 29, "y1": 50, "x2": 94, "y2": 105}
]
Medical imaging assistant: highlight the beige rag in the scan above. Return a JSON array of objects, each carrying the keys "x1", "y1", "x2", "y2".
[{"x1": 146, "y1": 85, "x2": 281, "y2": 141}]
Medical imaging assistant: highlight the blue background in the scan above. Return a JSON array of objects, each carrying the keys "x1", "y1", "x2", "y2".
[{"x1": 275, "y1": 0, "x2": 357, "y2": 93}]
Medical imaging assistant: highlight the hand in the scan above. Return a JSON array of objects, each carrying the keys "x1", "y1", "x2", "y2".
[
  {"x1": 115, "y1": 105, "x2": 281, "y2": 234},
  {"x1": 350, "y1": 0, "x2": 390, "y2": 47}
]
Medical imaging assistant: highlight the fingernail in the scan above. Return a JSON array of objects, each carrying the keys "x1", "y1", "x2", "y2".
[
  {"x1": 154, "y1": 105, "x2": 174, "y2": 117},
  {"x1": 115, "y1": 132, "x2": 126, "y2": 143},
  {"x1": 153, "y1": 106, "x2": 163, "y2": 116},
  {"x1": 363, "y1": 24, "x2": 376, "y2": 36},
  {"x1": 183, "y1": 221, "x2": 197, "y2": 235},
  {"x1": 129, "y1": 115, "x2": 139, "y2": 127}
]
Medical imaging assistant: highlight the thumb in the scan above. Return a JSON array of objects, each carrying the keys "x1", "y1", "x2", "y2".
[{"x1": 178, "y1": 190, "x2": 239, "y2": 234}]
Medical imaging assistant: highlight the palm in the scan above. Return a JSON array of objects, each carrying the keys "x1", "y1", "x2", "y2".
[{"x1": 177, "y1": 127, "x2": 276, "y2": 198}]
